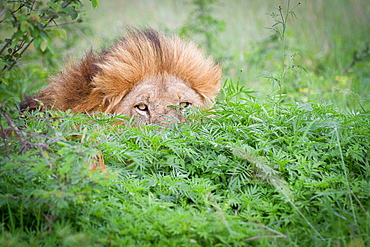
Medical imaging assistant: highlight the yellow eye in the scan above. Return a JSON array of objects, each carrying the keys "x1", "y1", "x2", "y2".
[
  {"x1": 136, "y1": 104, "x2": 148, "y2": 111},
  {"x1": 179, "y1": 102, "x2": 190, "y2": 108}
]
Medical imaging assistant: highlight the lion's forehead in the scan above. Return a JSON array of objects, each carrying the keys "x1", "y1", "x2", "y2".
[{"x1": 127, "y1": 78, "x2": 198, "y2": 101}]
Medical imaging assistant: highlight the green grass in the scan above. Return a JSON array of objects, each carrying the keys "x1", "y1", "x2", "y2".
[
  {"x1": 1, "y1": 0, "x2": 370, "y2": 246},
  {"x1": 1, "y1": 84, "x2": 369, "y2": 246}
]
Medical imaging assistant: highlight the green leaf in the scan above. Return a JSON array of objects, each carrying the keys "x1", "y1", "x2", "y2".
[
  {"x1": 71, "y1": 10, "x2": 78, "y2": 20},
  {"x1": 53, "y1": 29, "x2": 67, "y2": 39},
  {"x1": 20, "y1": 21, "x2": 29, "y2": 32},
  {"x1": 90, "y1": 0, "x2": 100, "y2": 9},
  {"x1": 47, "y1": 1, "x2": 59, "y2": 10},
  {"x1": 33, "y1": 37, "x2": 41, "y2": 48},
  {"x1": 40, "y1": 40, "x2": 48, "y2": 52}
]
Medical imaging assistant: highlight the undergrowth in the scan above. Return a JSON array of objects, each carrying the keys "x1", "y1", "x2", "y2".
[
  {"x1": 1, "y1": 81, "x2": 369, "y2": 246},
  {"x1": 1, "y1": 1, "x2": 369, "y2": 246}
]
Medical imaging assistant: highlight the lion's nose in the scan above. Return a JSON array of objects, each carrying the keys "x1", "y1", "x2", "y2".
[
  {"x1": 150, "y1": 106, "x2": 184, "y2": 125},
  {"x1": 150, "y1": 112, "x2": 175, "y2": 125}
]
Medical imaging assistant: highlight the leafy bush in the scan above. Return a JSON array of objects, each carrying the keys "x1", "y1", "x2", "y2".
[
  {"x1": 1, "y1": 81, "x2": 369, "y2": 246},
  {"x1": 0, "y1": 0, "x2": 97, "y2": 105}
]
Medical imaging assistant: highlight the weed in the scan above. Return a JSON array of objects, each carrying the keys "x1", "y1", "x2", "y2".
[
  {"x1": 1, "y1": 81, "x2": 369, "y2": 245},
  {"x1": 264, "y1": 0, "x2": 303, "y2": 96}
]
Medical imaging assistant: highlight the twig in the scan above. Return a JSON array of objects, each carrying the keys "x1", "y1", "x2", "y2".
[
  {"x1": 41, "y1": 212, "x2": 55, "y2": 232},
  {"x1": 1, "y1": 0, "x2": 75, "y2": 73},
  {"x1": 41, "y1": 11, "x2": 81, "y2": 20},
  {"x1": 2, "y1": 112, "x2": 33, "y2": 153},
  {"x1": 0, "y1": 33, "x2": 12, "y2": 55},
  {"x1": 45, "y1": 21, "x2": 79, "y2": 29},
  {"x1": 3, "y1": 113, "x2": 22, "y2": 140}
]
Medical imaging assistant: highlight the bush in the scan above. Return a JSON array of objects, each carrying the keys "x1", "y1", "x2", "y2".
[
  {"x1": 0, "y1": 0, "x2": 97, "y2": 105},
  {"x1": 1, "y1": 82, "x2": 369, "y2": 246}
]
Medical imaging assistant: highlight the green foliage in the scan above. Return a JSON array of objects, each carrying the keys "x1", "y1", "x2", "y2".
[
  {"x1": 1, "y1": 84, "x2": 369, "y2": 245},
  {"x1": 0, "y1": 0, "x2": 369, "y2": 246},
  {"x1": 0, "y1": 0, "x2": 98, "y2": 104},
  {"x1": 236, "y1": 0, "x2": 369, "y2": 111},
  {"x1": 263, "y1": 1, "x2": 304, "y2": 95}
]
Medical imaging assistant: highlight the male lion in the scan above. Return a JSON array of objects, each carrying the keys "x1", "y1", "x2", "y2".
[{"x1": 21, "y1": 29, "x2": 222, "y2": 125}]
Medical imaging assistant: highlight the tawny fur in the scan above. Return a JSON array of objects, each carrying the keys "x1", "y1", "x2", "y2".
[{"x1": 21, "y1": 29, "x2": 221, "y2": 123}]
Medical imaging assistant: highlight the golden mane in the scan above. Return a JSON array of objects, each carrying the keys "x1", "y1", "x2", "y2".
[{"x1": 21, "y1": 29, "x2": 222, "y2": 114}]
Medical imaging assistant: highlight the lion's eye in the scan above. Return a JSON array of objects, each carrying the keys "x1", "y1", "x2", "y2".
[
  {"x1": 179, "y1": 102, "x2": 190, "y2": 108},
  {"x1": 136, "y1": 104, "x2": 148, "y2": 111}
]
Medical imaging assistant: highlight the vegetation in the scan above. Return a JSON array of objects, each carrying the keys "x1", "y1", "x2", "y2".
[
  {"x1": 0, "y1": 0, "x2": 95, "y2": 105},
  {"x1": 1, "y1": 0, "x2": 369, "y2": 246}
]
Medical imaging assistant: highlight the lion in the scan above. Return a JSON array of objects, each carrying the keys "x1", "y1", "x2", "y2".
[{"x1": 21, "y1": 29, "x2": 222, "y2": 125}]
